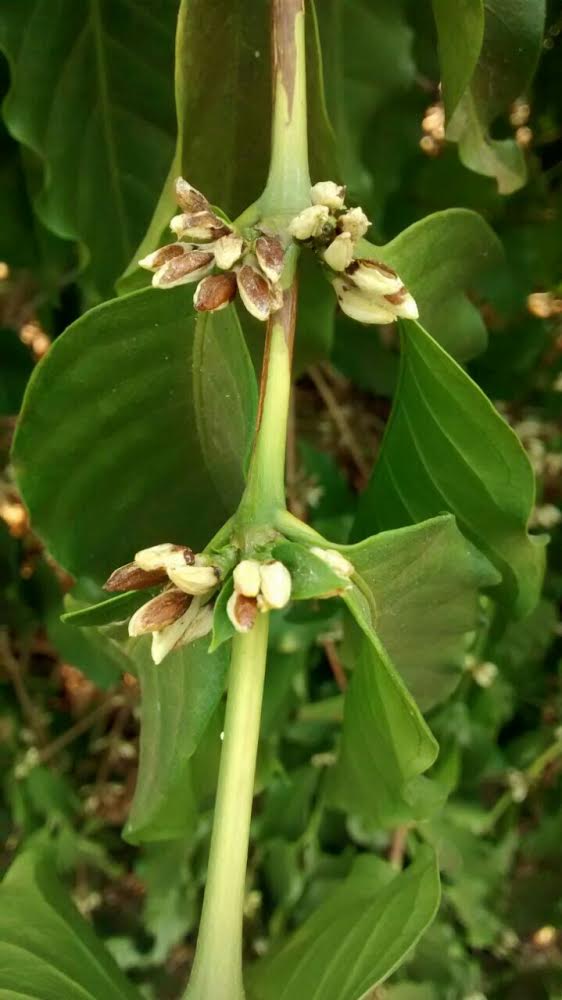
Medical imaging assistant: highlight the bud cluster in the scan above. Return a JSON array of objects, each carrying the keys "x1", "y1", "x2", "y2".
[
  {"x1": 139, "y1": 177, "x2": 286, "y2": 322},
  {"x1": 104, "y1": 542, "x2": 220, "y2": 665},
  {"x1": 288, "y1": 181, "x2": 418, "y2": 326},
  {"x1": 227, "y1": 558, "x2": 292, "y2": 633}
]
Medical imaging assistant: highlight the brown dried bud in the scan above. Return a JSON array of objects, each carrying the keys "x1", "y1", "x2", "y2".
[
  {"x1": 227, "y1": 591, "x2": 258, "y2": 633},
  {"x1": 128, "y1": 588, "x2": 191, "y2": 637},
  {"x1": 237, "y1": 264, "x2": 273, "y2": 322},
  {"x1": 194, "y1": 272, "x2": 237, "y2": 312},
  {"x1": 170, "y1": 211, "x2": 230, "y2": 242},
  {"x1": 138, "y1": 242, "x2": 189, "y2": 272},
  {"x1": 255, "y1": 234, "x2": 284, "y2": 284},
  {"x1": 175, "y1": 177, "x2": 208, "y2": 213},
  {"x1": 104, "y1": 562, "x2": 168, "y2": 592},
  {"x1": 153, "y1": 250, "x2": 214, "y2": 288}
]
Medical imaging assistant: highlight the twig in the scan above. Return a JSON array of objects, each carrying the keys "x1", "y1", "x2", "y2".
[
  {"x1": 0, "y1": 630, "x2": 48, "y2": 746},
  {"x1": 483, "y1": 737, "x2": 562, "y2": 833},
  {"x1": 388, "y1": 825, "x2": 409, "y2": 870},
  {"x1": 309, "y1": 364, "x2": 370, "y2": 483},
  {"x1": 37, "y1": 694, "x2": 126, "y2": 766},
  {"x1": 94, "y1": 701, "x2": 131, "y2": 789},
  {"x1": 322, "y1": 638, "x2": 348, "y2": 692}
]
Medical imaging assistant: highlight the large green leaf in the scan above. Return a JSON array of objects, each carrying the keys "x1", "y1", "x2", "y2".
[
  {"x1": 13, "y1": 288, "x2": 256, "y2": 582},
  {"x1": 353, "y1": 321, "x2": 545, "y2": 618},
  {"x1": 328, "y1": 611, "x2": 438, "y2": 828},
  {"x1": 0, "y1": 0, "x2": 177, "y2": 299},
  {"x1": 249, "y1": 847, "x2": 440, "y2": 1000},
  {"x1": 343, "y1": 516, "x2": 500, "y2": 710},
  {"x1": 0, "y1": 849, "x2": 139, "y2": 999},
  {"x1": 125, "y1": 635, "x2": 228, "y2": 843},
  {"x1": 433, "y1": 0, "x2": 546, "y2": 193}
]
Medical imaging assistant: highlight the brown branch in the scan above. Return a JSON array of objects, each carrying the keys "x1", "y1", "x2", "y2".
[
  {"x1": 0, "y1": 630, "x2": 48, "y2": 746},
  {"x1": 322, "y1": 638, "x2": 348, "y2": 692},
  {"x1": 309, "y1": 364, "x2": 371, "y2": 484}
]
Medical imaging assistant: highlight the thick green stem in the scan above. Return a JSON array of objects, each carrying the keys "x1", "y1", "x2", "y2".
[{"x1": 184, "y1": 614, "x2": 270, "y2": 1000}]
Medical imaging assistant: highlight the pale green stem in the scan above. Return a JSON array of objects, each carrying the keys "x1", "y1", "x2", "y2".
[
  {"x1": 482, "y1": 737, "x2": 562, "y2": 834},
  {"x1": 184, "y1": 614, "x2": 270, "y2": 1000}
]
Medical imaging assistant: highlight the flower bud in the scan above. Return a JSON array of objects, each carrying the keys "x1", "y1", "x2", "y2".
[
  {"x1": 347, "y1": 259, "x2": 402, "y2": 295},
  {"x1": 174, "y1": 177, "x2": 208, "y2": 213},
  {"x1": 507, "y1": 769, "x2": 528, "y2": 803},
  {"x1": 384, "y1": 287, "x2": 419, "y2": 320},
  {"x1": 151, "y1": 598, "x2": 213, "y2": 664},
  {"x1": 227, "y1": 591, "x2": 258, "y2": 632},
  {"x1": 138, "y1": 242, "x2": 191, "y2": 272},
  {"x1": 214, "y1": 233, "x2": 245, "y2": 270},
  {"x1": 473, "y1": 660, "x2": 498, "y2": 688},
  {"x1": 104, "y1": 562, "x2": 168, "y2": 592},
  {"x1": 128, "y1": 588, "x2": 191, "y2": 636},
  {"x1": 259, "y1": 561, "x2": 292, "y2": 610},
  {"x1": 237, "y1": 264, "x2": 274, "y2": 322},
  {"x1": 170, "y1": 210, "x2": 230, "y2": 242},
  {"x1": 338, "y1": 207, "x2": 370, "y2": 241},
  {"x1": 194, "y1": 272, "x2": 237, "y2": 312},
  {"x1": 310, "y1": 180, "x2": 346, "y2": 210},
  {"x1": 310, "y1": 547, "x2": 354, "y2": 579},
  {"x1": 152, "y1": 250, "x2": 214, "y2": 288},
  {"x1": 333, "y1": 278, "x2": 396, "y2": 325},
  {"x1": 135, "y1": 544, "x2": 195, "y2": 572},
  {"x1": 233, "y1": 559, "x2": 261, "y2": 597},
  {"x1": 288, "y1": 205, "x2": 331, "y2": 240},
  {"x1": 255, "y1": 234, "x2": 284, "y2": 284},
  {"x1": 167, "y1": 564, "x2": 219, "y2": 595},
  {"x1": 323, "y1": 232, "x2": 354, "y2": 272}
]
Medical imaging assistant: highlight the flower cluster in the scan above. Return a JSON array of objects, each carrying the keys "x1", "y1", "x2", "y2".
[
  {"x1": 227, "y1": 559, "x2": 293, "y2": 633},
  {"x1": 139, "y1": 177, "x2": 286, "y2": 322},
  {"x1": 288, "y1": 180, "x2": 418, "y2": 325}
]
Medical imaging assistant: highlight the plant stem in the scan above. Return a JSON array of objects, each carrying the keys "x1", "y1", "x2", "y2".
[{"x1": 184, "y1": 614, "x2": 270, "y2": 1000}]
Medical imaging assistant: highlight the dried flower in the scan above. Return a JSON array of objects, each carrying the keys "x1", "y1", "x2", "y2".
[
  {"x1": 237, "y1": 264, "x2": 275, "y2": 322},
  {"x1": 347, "y1": 259, "x2": 403, "y2": 296},
  {"x1": 338, "y1": 207, "x2": 370, "y2": 241},
  {"x1": 104, "y1": 562, "x2": 168, "y2": 592},
  {"x1": 151, "y1": 598, "x2": 213, "y2": 665},
  {"x1": 167, "y1": 563, "x2": 220, "y2": 595},
  {"x1": 259, "y1": 561, "x2": 292, "y2": 610},
  {"x1": 152, "y1": 250, "x2": 215, "y2": 288},
  {"x1": 175, "y1": 177, "x2": 208, "y2": 213},
  {"x1": 311, "y1": 180, "x2": 346, "y2": 210},
  {"x1": 333, "y1": 278, "x2": 396, "y2": 325},
  {"x1": 134, "y1": 543, "x2": 195, "y2": 572},
  {"x1": 310, "y1": 547, "x2": 354, "y2": 579},
  {"x1": 138, "y1": 243, "x2": 191, "y2": 272},
  {"x1": 288, "y1": 204, "x2": 332, "y2": 240},
  {"x1": 214, "y1": 233, "x2": 245, "y2": 270},
  {"x1": 323, "y1": 232, "x2": 354, "y2": 272},
  {"x1": 170, "y1": 210, "x2": 229, "y2": 242},
  {"x1": 233, "y1": 559, "x2": 262, "y2": 597},
  {"x1": 255, "y1": 234, "x2": 285, "y2": 284},
  {"x1": 128, "y1": 588, "x2": 191, "y2": 636},
  {"x1": 227, "y1": 591, "x2": 259, "y2": 633},
  {"x1": 194, "y1": 272, "x2": 237, "y2": 312},
  {"x1": 384, "y1": 287, "x2": 419, "y2": 320}
]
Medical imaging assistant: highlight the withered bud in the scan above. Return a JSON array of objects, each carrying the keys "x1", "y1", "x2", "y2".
[
  {"x1": 135, "y1": 543, "x2": 195, "y2": 572},
  {"x1": 104, "y1": 562, "x2": 168, "y2": 592},
  {"x1": 338, "y1": 207, "x2": 370, "y2": 241},
  {"x1": 227, "y1": 591, "x2": 258, "y2": 633},
  {"x1": 333, "y1": 278, "x2": 396, "y2": 325},
  {"x1": 214, "y1": 233, "x2": 245, "y2": 270},
  {"x1": 151, "y1": 598, "x2": 213, "y2": 664},
  {"x1": 153, "y1": 250, "x2": 215, "y2": 288},
  {"x1": 310, "y1": 180, "x2": 346, "y2": 211},
  {"x1": 128, "y1": 588, "x2": 191, "y2": 637},
  {"x1": 175, "y1": 177, "x2": 208, "y2": 213},
  {"x1": 347, "y1": 259, "x2": 402, "y2": 296},
  {"x1": 384, "y1": 287, "x2": 419, "y2": 320},
  {"x1": 170, "y1": 210, "x2": 230, "y2": 242},
  {"x1": 138, "y1": 242, "x2": 190, "y2": 272},
  {"x1": 194, "y1": 272, "x2": 237, "y2": 313},
  {"x1": 255, "y1": 234, "x2": 285, "y2": 284},
  {"x1": 237, "y1": 264, "x2": 273, "y2": 322}
]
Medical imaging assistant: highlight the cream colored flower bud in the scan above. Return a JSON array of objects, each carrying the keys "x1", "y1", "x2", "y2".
[
  {"x1": 104, "y1": 561, "x2": 168, "y2": 592},
  {"x1": 347, "y1": 259, "x2": 402, "y2": 295},
  {"x1": 151, "y1": 598, "x2": 213, "y2": 665},
  {"x1": 473, "y1": 660, "x2": 498, "y2": 688},
  {"x1": 255, "y1": 234, "x2": 285, "y2": 284},
  {"x1": 237, "y1": 264, "x2": 273, "y2": 322},
  {"x1": 310, "y1": 547, "x2": 354, "y2": 579},
  {"x1": 135, "y1": 543, "x2": 195, "y2": 572},
  {"x1": 323, "y1": 232, "x2": 354, "y2": 272},
  {"x1": 311, "y1": 180, "x2": 346, "y2": 211},
  {"x1": 259, "y1": 561, "x2": 292, "y2": 610},
  {"x1": 214, "y1": 233, "x2": 244, "y2": 270},
  {"x1": 233, "y1": 559, "x2": 261, "y2": 597},
  {"x1": 339, "y1": 207, "x2": 370, "y2": 240},
  {"x1": 128, "y1": 588, "x2": 191, "y2": 637},
  {"x1": 170, "y1": 210, "x2": 229, "y2": 242},
  {"x1": 288, "y1": 205, "x2": 331, "y2": 240},
  {"x1": 194, "y1": 273, "x2": 237, "y2": 312},
  {"x1": 138, "y1": 242, "x2": 191, "y2": 272},
  {"x1": 333, "y1": 278, "x2": 396, "y2": 325},
  {"x1": 384, "y1": 287, "x2": 419, "y2": 320},
  {"x1": 167, "y1": 564, "x2": 219, "y2": 595},
  {"x1": 227, "y1": 591, "x2": 258, "y2": 633},
  {"x1": 152, "y1": 250, "x2": 215, "y2": 288},
  {"x1": 175, "y1": 177, "x2": 208, "y2": 213},
  {"x1": 507, "y1": 769, "x2": 528, "y2": 803}
]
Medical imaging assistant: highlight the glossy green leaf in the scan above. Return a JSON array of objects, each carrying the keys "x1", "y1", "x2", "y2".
[
  {"x1": 13, "y1": 288, "x2": 256, "y2": 582},
  {"x1": 0, "y1": 0, "x2": 177, "y2": 298},
  {"x1": 125, "y1": 635, "x2": 228, "y2": 843},
  {"x1": 250, "y1": 847, "x2": 440, "y2": 1000},
  {"x1": 343, "y1": 516, "x2": 500, "y2": 709},
  {"x1": 0, "y1": 849, "x2": 139, "y2": 999},
  {"x1": 434, "y1": 0, "x2": 546, "y2": 193},
  {"x1": 60, "y1": 590, "x2": 148, "y2": 627},
  {"x1": 328, "y1": 607, "x2": 438, "y2": 827},
  {"x1": 360, "y1": 208, "x2": 503, "y2": 361},
  {"x1": 354, "y1": 321, "x2": 545, "y2": 617}
]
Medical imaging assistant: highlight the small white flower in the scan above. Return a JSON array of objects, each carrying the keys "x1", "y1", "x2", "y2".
[
  {"x1": 333, "y1": 278, "x2": 396, "y2": 325},
  {"x1": 348, "y1": 259, "x2": 403, "y2": 295},
  {"x1": 507, "y1": 769, "x2": 528, "y2": 803},
  {"x1": 338, "y1": 207, "x2": 370, "y2": 241},
  {"x1": 473, "y1": 660, "x2": 498, "y2": 688},
  {"x1": 259, "y1": 561, "x2": 292, "y2": 609},
  {"x1": 288, "y1": 205, "x2": 331, "y2": 240},
  {"x1": 233, "y1": 559, "x2": 262, "y2": 597},
  {"x1": 384, "y1": 288, "x2": 419, "y2": 320},
  {"x1": 214, "y1": 233, "x2": 245, "y2": 270},
  {"x1": 167, "y1": 564, "x2": 219, "y2": 595},
  {"x1": 310, "y1": 547, "x2": 354, "y2": 579},
  {"x1": 531, "y1": 503, "x2": 561, "y2": 529},
  {"x1": 134, "y1": 543, "x2": 194, "y2": 572},
  {"x1": 323, "y1": 232, "x2": 354, "y2": 272},
  {"x1": 310, "y1": 180, "x2": 346, "y2": 211},
  {"x1": 151, "y1": 598, "x2": 213, "y2": 665}
]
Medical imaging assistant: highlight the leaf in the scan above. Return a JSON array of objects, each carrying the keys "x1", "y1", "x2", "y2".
[
  {"x1": 327, "y1": 612, "x2": 439, "y2": 828},
  {"x1": 249, "y1": 847, "x2": 440, "y2": 1000},
  {"x1": 272, "y1": 541, "x2": 348, "y2": 600},
  {"x1": 60, "y1": 590, "x2": 148, "y2": 627},
  {"x1": 125, "y1": 635, "x2": 228, "y2": 843},
  {"x1": 434, "y1": 0, "x2": 546, "y2": 193},
  {"x1": 353, "y1": 321, "x2": 545, "y2": 618},
  {"x1": 13, "y1": 288, "x2": 257, "y2": 582},
  {"x1": 0, "y1": 0, "x2": 177, "y2": 298},
  {"x1": 360, "y1": 208, "x2": 503, "y2": 361},
  {"x1": 343, "y1": 516, "x2": 500, "y2": 710},
  {"x1": 0, "y1": 849, "x2": 139, "y2": 999}
]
